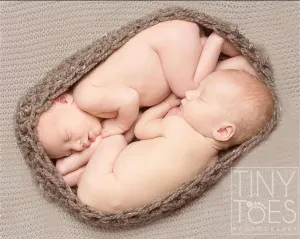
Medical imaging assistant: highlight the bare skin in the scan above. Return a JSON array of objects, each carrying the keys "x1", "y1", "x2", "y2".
[
  {"x1": 55, "y1": 113, "x2": 140, "y2": 187},
  {"x1": 38, "y1": 20, "x2": 254, "y2": 160},
  {"x1": 71, "y1": 20, "x2": 243, "y2": 138},
  {"x1": 76, "y1": 71, "x2": 261, "y2": 213},
  {"x1": 53, "y1": 49, "x2": 257, "y2": 187},
  {"x1": 36, "y1": 20, "x2": 260, "y2": 199}
]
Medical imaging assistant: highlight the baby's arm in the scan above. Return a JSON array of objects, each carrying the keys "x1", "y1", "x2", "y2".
[
  {"x1": 56, "y1": 117, "x2": 139, "y2": 187},
  {"x1": 134, "y1": 94, "x2": 181, "y2": 140},
  {"x1": 74, "y1": 85, "x2": 139, "y2": 138},
  {"x1": 56, "y1": 136, "x2": 102, "y2": 186},
  {"x1": 153, "y1": 22, "x2": 203, "y2": 97},
  {"x1": 77, "y1": 134, "x2": 128, "y2": 212},
  {"x1": 193, "y1": 32, "x2": 240, "y2": 87}
]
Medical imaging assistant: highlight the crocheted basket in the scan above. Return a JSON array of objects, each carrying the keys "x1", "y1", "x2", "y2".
[{"x1": 14, "y1": 6, "x2": 280, "y2": 229}]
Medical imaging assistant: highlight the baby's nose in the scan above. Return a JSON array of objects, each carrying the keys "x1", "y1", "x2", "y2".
[{"x1": 75, "y1": 137, "x2": 90, "y2": 150}]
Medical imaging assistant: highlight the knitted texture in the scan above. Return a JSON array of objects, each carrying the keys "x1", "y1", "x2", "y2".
[{"x1": 14, "y1": 6, "x2": 280, "y2": 229}]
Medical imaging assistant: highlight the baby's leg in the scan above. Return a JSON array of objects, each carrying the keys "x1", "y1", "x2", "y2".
[
  {"x1": 77, "y1": 135, "x2": 127, "y2": 211},
  {"x1": 56, "y1": 136, "x2": 102, "y2": 187},
  {"x1": 85, "y1": 111, "x2": 140, "y2": 174},
  {"x1": 76, "y1": 112, "x2": 142, "y2": 210},
  {"x1": 58, "y1": 112, "x2": 140, "y2": 187},
  {"x1": 154, "y1": 21, "x2": 204, "y2": 97}
]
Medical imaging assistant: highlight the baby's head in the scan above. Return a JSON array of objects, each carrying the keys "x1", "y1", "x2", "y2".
[
  {"x1": 181, "y1": 69, "x2": 274, "y2": 149},
  {"x1": 37, "y1": 90, "x2": 102, "y2": 159}
]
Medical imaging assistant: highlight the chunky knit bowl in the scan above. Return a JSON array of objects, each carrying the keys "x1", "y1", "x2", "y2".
[{"x1": 14, "y1": 6, "x2": 280, "y2": 229}]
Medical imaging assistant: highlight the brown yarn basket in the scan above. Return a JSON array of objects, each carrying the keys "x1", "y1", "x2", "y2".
[{"x1": 14, "y1": 6, "x2": 280, "y2": 229}]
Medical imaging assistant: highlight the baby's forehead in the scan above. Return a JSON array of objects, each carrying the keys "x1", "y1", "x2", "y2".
[{"x1": 40, "y1": 106, "x2": 65, "y2": 130}]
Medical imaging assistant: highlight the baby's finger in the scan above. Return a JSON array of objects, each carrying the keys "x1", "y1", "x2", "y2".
[{"x1": 63, "y1": 166, "x2": 86, "y2": 187}]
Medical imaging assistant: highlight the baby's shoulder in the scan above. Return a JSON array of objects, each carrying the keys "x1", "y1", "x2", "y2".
[{"x1": 162, "y1": 116, "x2": 191, "y2": 138}]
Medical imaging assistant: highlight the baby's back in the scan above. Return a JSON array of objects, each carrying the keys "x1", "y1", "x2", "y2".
[
  {"x1": 112, "y1": 117, "x2": 214, "y2": 209},
  {"x1": 75, "y1": 20, "x2": 202, "y2": 106},
  {"x1": 77, "y1": 116, "x2": 217, "y2": 212}
]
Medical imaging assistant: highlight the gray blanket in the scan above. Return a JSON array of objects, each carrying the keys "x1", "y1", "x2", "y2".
[{"x1": 1, "y1": 1, "x2": 299, "y2": 238}]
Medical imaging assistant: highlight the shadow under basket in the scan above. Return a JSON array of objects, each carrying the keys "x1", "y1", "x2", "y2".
[{"x1": 14, "y1": 6, "x2": 280, "y2": 229}]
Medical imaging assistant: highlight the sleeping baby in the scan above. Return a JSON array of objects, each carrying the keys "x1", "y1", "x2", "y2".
[
  {"x1": 36, "y1": 20, "x2": 274, "y2": 212},
  {"x1": 39, "y1": 68, "x2": 274, "y2": 213},
  {"x1": 74, "y1": 69, "x2": 273, "y2": 212},
  {"x1": 37, "y1": 20, "x2": 255, "y2": 159}
]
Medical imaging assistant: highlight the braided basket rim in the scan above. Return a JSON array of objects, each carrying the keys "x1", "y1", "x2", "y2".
[{"x1": 14, "y1": 6, "x2": 280, "y2": 229}]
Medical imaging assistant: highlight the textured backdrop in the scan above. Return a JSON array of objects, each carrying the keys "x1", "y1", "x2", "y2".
[{"x1": 1, "y1": 1, "x2": 299, "y2": 238}]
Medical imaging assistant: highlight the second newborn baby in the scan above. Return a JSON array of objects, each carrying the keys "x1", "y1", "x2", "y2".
[{"x1": 77, "y1": 69, "x2": 274, "y2": 212}]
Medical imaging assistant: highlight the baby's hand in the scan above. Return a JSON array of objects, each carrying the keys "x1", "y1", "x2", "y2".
[
  {"x1": 56, "y1": 136, "x2": 102, "y2": 186},
  {"x1": 163, "y1": 93, "x2": 182, "y2": 108},
  {"x1": 220, "y1": 36, "x2": 240, "y2": 57},
  {"x1": 101, "y1": 119, "x2": 127, "y2": 138}
]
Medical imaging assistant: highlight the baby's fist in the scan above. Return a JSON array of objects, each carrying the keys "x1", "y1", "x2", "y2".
[{"x1": 101, "y1": 118, "x2": 126, "y2": 138}]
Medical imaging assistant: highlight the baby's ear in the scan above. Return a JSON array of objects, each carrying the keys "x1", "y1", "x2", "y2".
[
  {"x1": 212, "y1": 122, "x2": 236, "y2": 142},
  {"x1": 53, "y1": 93, "x2": 73, "y2": 105}
]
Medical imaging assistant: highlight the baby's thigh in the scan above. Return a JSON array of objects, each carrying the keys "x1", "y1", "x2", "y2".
[
  {"x1": 154, "y1": 21, "x2": 205, "y2": 97},
  {"x1": 78, "y1": 135, "x2": 127, "y2": 183}
]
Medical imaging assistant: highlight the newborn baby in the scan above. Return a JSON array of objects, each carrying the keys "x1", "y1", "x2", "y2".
[
  {"x1": 38, "y1": 20, "x2": 255, "y2": 159},
  {"x1": 76, "y1": 69, "x2": 274, "y2": 213},
  {"x1": 37, "y1": 20, "x2": 255, "y2": 159},
  {"x1": 36, "y1": 20, "x2": 271, "y2": 211}
]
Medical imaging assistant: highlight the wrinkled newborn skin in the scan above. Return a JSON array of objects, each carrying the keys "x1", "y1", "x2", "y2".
[
  {"x1": 37, "y1": 19, "x2": 250, "y2": 159},
  {"x1": 77, "y1": 70, "x2": 274, "y2": 212}
]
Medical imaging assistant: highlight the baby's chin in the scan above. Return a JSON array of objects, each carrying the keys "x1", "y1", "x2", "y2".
[{"x1": 165, "y1": 106, "x2": 182, "y2": 117}]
